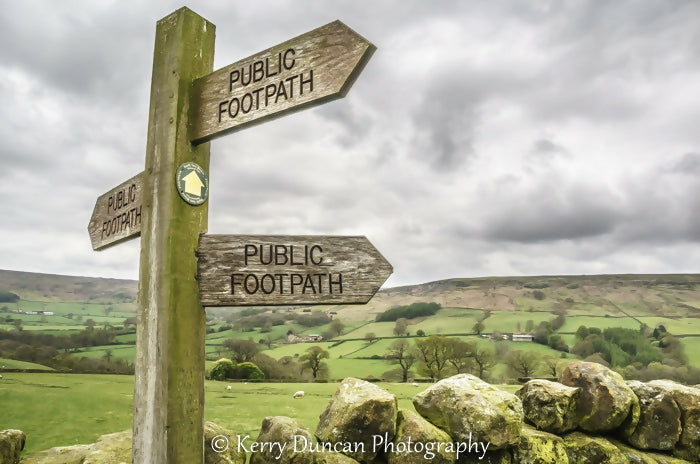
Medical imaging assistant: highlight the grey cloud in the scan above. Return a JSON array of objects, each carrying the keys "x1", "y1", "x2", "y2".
[
  {"x1": 410, "y1": 69, "x2": 487, "y2": 171},
  {"x1": 485, "y1": 198, "x2": 618, "y2": 243},
  {"x1": 526, "y1": 138, "x2": 571, "y2": 166},
  {"x1": 1, "y1": 1, "x2": 699, "y2": 287},
  {"x1": 513, "y1": 1, "x2": 700, "y2": 123},
  {"x1": 0, "y1": 5, "x2": 152, "y2": 107},
  {"x1": 531, "y1": 139, "x2": 567, "y2": 156},
  {"x1": 614, "y1": 172, "x2": 700, "y2": 244},
  {"x1": 671, "y1": 152, "x2": 700, "y2": 175},
  {"x1": 316, "y1": 100, "x2": 372, "y2": 149}
]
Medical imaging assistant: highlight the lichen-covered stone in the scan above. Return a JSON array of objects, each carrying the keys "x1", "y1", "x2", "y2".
[
  {"x1": 250, "y1": 416, "x2": 315, "y2": 464},
  {"x1": 559, "y1": 361, "x2": 639, "y2": 433},
  {"x1": 21, "y1": 444, "x2": 92, "y2": 464},
  {"x1": 0, "y1": 429, "x2": 26, "y2": 464},
  {"x1": 610, "y1": 438, "x2": 693, "y2": 464},
  {"x1": 386, "y1": 409, "x2": 455, "y2": 464},
  {"x1": 82, "y1": 431, "x2": 132, "y2": 464},
  {"x1": 23, "y1": 423, "x2": 244, "y2": 464},
  {"x1": 563, "y1": 431, "x2": 627, "y2": 464},
  {"x1": 623, "y1": 381, "x2": 681, "y2": 451},
  {"x1": 204, "y1": 421, "x2": 246, "y2": 464},
  {"x1": 609, "y1": 439, "x2": 658, "y2": 464},
  {"x1": 516, "y1": 379, "x2": 580, "y2": 434},
  {"x1": 315, "y1": 377, "x2": 398, "y2": 463},
  {"x1": 22, "y1": 430, "x2": 131, "y2": 464},
  {"x1": 456, "y1": 448, "x2": 512, "y2": 464},
  {"x1": 511, "y1": 425, "x2": 569, "y2": 464},
  {"x1": 647, "y1": 380, "x2": 700, "y2": 462},
  {"x1": 413, "y1": 374, "x2": 523, "y2": 450},
  {"x1": 652, "y1": 453, "x2": 696, "y2": 464},
  {"x1": 313, "y1": 451, "x2": 362, "y2": 464}
]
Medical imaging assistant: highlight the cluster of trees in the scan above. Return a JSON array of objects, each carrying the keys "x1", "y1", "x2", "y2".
[
  {"x1": 376, "y1": 302, "x2": 441, "y2": 322},
  {"x1": 0, "y1": 326, "x2": 118, "y2": 354},
  {"x1": 230, "y1": 308, "x2": 333, "y2": 331},
  {"x1": 226, "y1": 308, "x2": 343, "y2": 340},
  {"x1": 572, "y1": 326, "x2": 662, "y2": 366},
  {"x1": 572, "y1": 324, "x2": 700, "y2": 384},
  {"x1": 0, "y1": 290, "x2": 20, "y2": 303},
  {"x1": 213, "y1": 338, "x2": 333, "y2": 381},
  {"x1": 0, "y1": 327, "x2": 134, "y2": 374},
  {"x1": 383, "y1": 335, "x2": 572, "y2": 383},
  {"x1": 530, "y1": 311, "x2": 568, "y2": 352},
  {"x1": 384, "y1": 336, "x2": 499, "y2": 382},
  {"x1": 210, "y1": 358, "x2": 265, "y2": 381},
  {"x1": 52, "y1": 353, "x2": 133, "y2": 374}
]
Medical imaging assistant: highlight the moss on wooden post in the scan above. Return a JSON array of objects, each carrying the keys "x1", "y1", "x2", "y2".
[{"x1": 133, "y1": 8, "x2": 215, "y2": 464}]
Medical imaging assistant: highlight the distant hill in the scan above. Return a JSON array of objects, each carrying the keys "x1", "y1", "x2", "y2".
[
  {"x1": 1, "y1": 269, "x2": 699, "y2": 322},
  {"x1": 0, "y1": 269, "x2": 137, "y2": 304},
  {"x1": 332, "y1": 274, "x2": 700, "y2": 322}
]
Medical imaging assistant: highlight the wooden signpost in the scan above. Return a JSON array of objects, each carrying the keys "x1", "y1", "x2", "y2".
[
  {"x1": 197, "y1": 235, "x2": 392, "y2": 306},
  {"x1": 87, "y1": 172, "x2": 143, "y2": 250},
  {"x1": 88, "y1": 7, "x2": 384, "y2": 464}
]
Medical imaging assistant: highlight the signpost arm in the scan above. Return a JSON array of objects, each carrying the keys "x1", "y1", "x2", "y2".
[{"x1": 133, "y1": 8, "x2": 214, "y2": 464}]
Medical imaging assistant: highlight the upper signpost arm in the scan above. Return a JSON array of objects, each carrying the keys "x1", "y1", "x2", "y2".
[{"x1": 189, "y1": 20, "x2": 376, "y2": 145}]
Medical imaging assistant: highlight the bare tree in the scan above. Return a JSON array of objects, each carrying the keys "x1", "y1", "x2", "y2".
[
  {"x1": 542, "y1": 355, "x2": 561, "y2": 377},
  {"x1": 446, "y1": 339, "x2": 474, "y2": 374},
  {"x1": 385, "y1": 339, "x2": 417, "y2": 382},
  {"x1": 471, "y1": 345, "x2": 497, "y2": 380},
  {"x1": 415, "y1": 335, "x2": 452, "y2": 380},
  {"x1": 506, "y1": 350, "x2": 541, "y2": 378}
]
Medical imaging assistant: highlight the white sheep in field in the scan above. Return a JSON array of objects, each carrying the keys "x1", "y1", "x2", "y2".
[
  {"x1": 226, "y1": 385, "x2": 231, "y2": 391},
  {"x1": 293, "y1": 390, "x2": 305, "y2": 399},
  {"x1": 411, "y1": 382, "x2": 419, "y2": 387}
]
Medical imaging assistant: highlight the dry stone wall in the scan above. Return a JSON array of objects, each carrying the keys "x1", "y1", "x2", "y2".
[{"x1": 4, "y1": 361, "x2": 700, "y2": 464}]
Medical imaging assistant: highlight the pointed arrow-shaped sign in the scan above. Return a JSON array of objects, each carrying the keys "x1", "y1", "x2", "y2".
[
  {"x1": 197, "y1": 235, "x2": 392, "y2": 306},
  {"x1": 190, "y1": 20, "x2": 375, "y2": 144},
  {"x1": 87, "y1": 172, "x2": 143, "y2": 251}
]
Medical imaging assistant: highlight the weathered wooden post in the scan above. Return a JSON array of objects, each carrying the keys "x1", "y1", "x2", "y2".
[{"x1": 132, "y1": 8, "x2": 214, "y2": 464}]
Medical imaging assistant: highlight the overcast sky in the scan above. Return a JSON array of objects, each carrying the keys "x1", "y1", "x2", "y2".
[{"x1": 1, "y1": 1, "x2": 699, "y2": 288}]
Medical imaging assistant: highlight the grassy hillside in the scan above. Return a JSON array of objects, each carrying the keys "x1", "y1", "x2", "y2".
[
  {"x1": 2, "y1": 270, "x2": 699, "y2": 376},
  {"x1": 3, "y1": 270, "x2": 699, "y2": 322},
  {"x1": 0, "y1": 269, "x2": 137, "y2": 304}
]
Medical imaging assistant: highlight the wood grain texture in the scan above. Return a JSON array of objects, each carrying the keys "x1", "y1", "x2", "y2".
[
  {"x1": 190, "y1": 20, "x2": 375, "y2": 144},
  {"x1": 87, "y1": 172, "x2": 143, "y2": 250},
  {"x1": 197, "y1": 234, "x2": 392, "y2": 306},
  {"x1": 132, "y1": 7, "x2": 214, "y2": 464}
]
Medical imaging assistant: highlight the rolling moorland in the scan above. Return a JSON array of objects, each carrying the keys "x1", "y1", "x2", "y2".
[
  {"x1": 2, "y1": 269, "x2": 700, "y2": 455},
  {"x1": 2, "y1": 269, "x2": 700, "y2": 377}
]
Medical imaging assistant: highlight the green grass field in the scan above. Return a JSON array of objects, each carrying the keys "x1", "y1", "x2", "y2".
[
  {"x1": 0, "y1": 373, "x2": 521, "y2": 458},
  {"x1": 71, "y1": 345, "x2": 137, "y2": 362},
  {"x1": 679, "y1": 336, "x2": 700, "y2": 367},
  {"x1": 0, "y1": 357, "x2": 54, "y2": 370}
]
